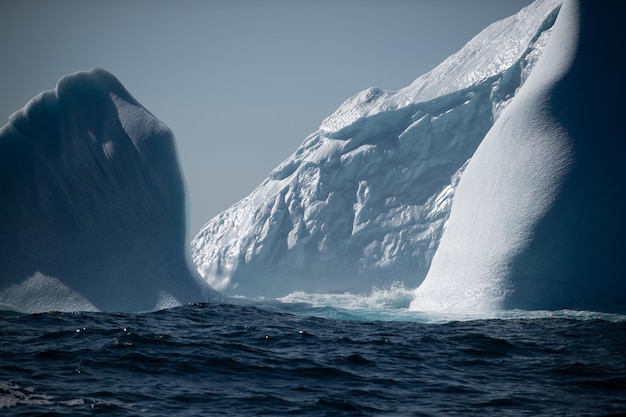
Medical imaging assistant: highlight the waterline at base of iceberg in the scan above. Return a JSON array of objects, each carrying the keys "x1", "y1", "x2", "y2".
[{"x1": 220, "y1": 282, "x2": 626, "y2": 324}]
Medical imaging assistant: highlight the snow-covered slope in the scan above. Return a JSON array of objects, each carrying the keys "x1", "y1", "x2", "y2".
[
  {"x1": 410, "y1": 0, "x2": 626, "y2": 311},
  {"x1": 0, "y1": 68, "x2": 220, "y2": 313},
  {"x1": 192, "y1": 0, "x2": 562, "y2": 298}
]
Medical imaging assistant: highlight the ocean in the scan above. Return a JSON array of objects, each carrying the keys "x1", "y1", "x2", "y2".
[{"x1": 2, "y1": 297, "x2": 626, "y2": 416}]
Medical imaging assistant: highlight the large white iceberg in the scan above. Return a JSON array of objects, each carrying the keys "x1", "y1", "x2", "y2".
[
  {"x1": 192, "y1": 0, "x2": 562, "y2": 298},
  {"x1": 0, "y1": 68, "x2": 220, "y2": 313},
  {"x1": 410, "y1": 0, "x2": 626, "y2": 311}
]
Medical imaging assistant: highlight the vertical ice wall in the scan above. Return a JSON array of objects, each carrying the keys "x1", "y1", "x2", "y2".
[{"x1": 411, "y1": 0, "x2": 626, "y2": 311}]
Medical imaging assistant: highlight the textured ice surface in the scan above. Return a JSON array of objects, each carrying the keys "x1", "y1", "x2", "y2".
[
  {"x1": 192, "y1": 0, "x2": 562, "y2": 298},
  {"x1": 411, "y1": 0, "x2": 626, "y2": 311},
  {"x1": 0, "y1": 68, "x2": 220, "y2": 313}
]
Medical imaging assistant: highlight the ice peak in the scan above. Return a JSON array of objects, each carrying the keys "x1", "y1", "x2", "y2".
[{"x1": 320, "y1": 0, "x2": 561, "y2": 137}]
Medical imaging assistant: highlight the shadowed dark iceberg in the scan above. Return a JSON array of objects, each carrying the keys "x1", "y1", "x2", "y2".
[{"x1": 0, "y1": 68, "x2": 220, "y2": 313}]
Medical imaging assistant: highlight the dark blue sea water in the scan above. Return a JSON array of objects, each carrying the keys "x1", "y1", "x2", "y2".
[{"x1": 2, "y1": 301, "x2": 626, "y2": 416}]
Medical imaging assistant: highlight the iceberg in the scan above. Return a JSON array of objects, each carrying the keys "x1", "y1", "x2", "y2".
[
  {"x1": 0, "y1": 68, "x2": 220, "y2": 313},
  {"x1": 410, "y1": 0, "x2": 626, "y2": 311},
  {"x1": 192, "y1": 0, "x2": 562, "y2": 298}
]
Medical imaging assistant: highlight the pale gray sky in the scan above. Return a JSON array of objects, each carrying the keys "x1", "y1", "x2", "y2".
[{"x1": 0, "y1": 0, "x2": 532, "y2": 236}]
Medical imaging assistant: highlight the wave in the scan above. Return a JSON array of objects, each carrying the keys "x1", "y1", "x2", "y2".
[{"x1": 226, "y1": 283, "x2": 626, "y2": 324}]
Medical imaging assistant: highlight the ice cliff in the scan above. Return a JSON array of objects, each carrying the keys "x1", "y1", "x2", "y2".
[
  {"x1": 192, "y1": 0, "x2": 563, "y2": 298},
  {"x1": 411, "y1": 0, "x2": 626, "y2": 311},
  {"x1": 0, "y1": 68, "x2": 220, "y2": 313}
]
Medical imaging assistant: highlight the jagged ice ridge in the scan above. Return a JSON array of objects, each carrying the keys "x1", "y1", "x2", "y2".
[{"x1": 192, "y1": 0, "x2": 563, "y2": 299}]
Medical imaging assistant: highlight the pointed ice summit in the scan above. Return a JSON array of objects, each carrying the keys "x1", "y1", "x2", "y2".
[
  {"x1": 192, "y1": 0, "x2": 563, "y2": 299},
  {"x1": 0, "y1": 68, "x2": 220, "y2": 313}
]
